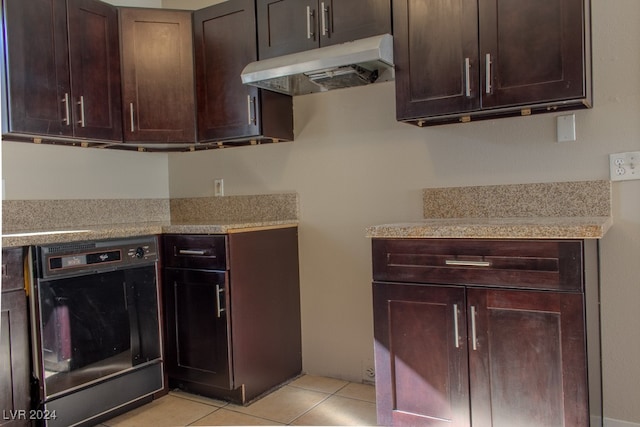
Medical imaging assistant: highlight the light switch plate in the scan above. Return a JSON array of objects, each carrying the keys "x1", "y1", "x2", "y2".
[
  {"x1": 214, "y1": 179, "x2": 224, "y2": 196},
  {"x1": 557, "y1": 114, "x2": 576, "y2": 142}
]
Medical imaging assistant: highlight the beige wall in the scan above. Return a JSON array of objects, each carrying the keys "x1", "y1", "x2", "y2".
[
  {"x1": 1, "y1": 0, "x2": 639, "y2": 424},
  {"x1": 1, "y1": 143, "x2": 169, "y2": 199}
]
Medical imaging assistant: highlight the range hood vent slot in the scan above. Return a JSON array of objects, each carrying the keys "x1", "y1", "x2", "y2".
[{"x1": 241, "y1": 34, "x2": 394, "y2": 96}]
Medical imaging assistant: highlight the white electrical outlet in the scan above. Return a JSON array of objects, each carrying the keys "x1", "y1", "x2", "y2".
[
  {"x1": 362, "y1": 359, "x2": 375, "y2": 384},
  {"x1": 214, "y1": 179, "x2": 224, "y2": 196},
  {"x1": 609, "y1": 151, "x2": 640, "y2": 181}
]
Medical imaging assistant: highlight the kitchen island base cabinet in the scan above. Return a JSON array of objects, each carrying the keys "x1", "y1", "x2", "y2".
[
  {"x1": 162, "y1": 227, "x2": 302, "y2": 404},
  {"x1": 372, "y1": 238, "x2": 602, "y2": 427}
]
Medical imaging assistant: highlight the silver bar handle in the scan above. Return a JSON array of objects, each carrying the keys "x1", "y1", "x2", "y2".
[
  {"x1": 77, "y1": 96, "x2": 86, "y2": 127},
  {"x1": 247, "y1": 95, "x2": 256, "y2": 125},
  {"x1": 178, "y1": 249, "x2": 206, "y2": 256},
  {"x1": 464, "y1": 58, "x2": 471, "y2": 97},
  {"x1": 306, "y1": 6, "x2": 315, "y2": 40},
  {"x1": 470, "y1": 305, "x2": 478, "y2": 351},
  {"x1": 445, "y1": 260, "x2": 491, "y2": 267},
  {"x1": 485, "y1": 53, "x2": 492, "y2": 94},
  {"x1": 129, "y1": 102, "x2": 135, "y2": 132},
  {"x1": 215, "y1": 284, "x2": 225, "y2": 318},
  {"x1": 62, "y1": 93, "x2": 70, "y2": 125},
  {"x1": 321, "y1": 2, "x2": 329, "y2": 36},
  {"x1": 453, "y1": 304, "x2": 460, "y2": 349}
]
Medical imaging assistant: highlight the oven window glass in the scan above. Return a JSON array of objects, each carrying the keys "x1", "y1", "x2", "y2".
[{"x1": 37, "y1": 266, "x2": 160, "y2": 397}]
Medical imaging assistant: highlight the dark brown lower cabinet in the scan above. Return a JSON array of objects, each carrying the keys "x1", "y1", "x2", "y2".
[
  {"x1": 372, "y1": 238, "x2": 602, "y2": 427},
  {"x1": 1, "y1": 247, "x2": 29, "y2": 427},
  {"x1": 162, "y1": 228, "x2": 302, "y2": 404}
]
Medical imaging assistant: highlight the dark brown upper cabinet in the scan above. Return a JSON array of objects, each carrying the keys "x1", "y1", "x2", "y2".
[
  {"x1": 256, "y1": 0, "x2": 391, "y2": 60},
  {"x1": 193, "y1": 0, "x2": 292, "y2": 143},
  {"x1": 119, "y1": 8, "x2": 196, "y2": 143},
  {"x1": 394, "y1": 0, "x2": 592, "y2": 126},
  {"x1": 1, "y1": 0, "x2": 122, "y2": 141}
]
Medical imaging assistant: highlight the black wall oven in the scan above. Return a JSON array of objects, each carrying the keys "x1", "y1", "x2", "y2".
[{"x1": 29, "y1": 235, "x2": 163, "y2": 426}]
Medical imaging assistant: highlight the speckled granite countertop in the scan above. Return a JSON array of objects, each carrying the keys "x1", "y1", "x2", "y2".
[
  {"x1": 2, "y1": 194, "x2": 298, "y2": 247},
  {"x1": 2, "y1": 220, "x2": 299, "y2": 248},
  {"x1": 366, "y1": 216, "x2": 612, "y2": 239},
  {"x1": 366, "y1": 181, "x2": 613, "y2": 240}
]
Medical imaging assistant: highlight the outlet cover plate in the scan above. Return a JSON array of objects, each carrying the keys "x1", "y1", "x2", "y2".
[{"x1": 609, "y1": 151, "x2": 640, "y2": 181}]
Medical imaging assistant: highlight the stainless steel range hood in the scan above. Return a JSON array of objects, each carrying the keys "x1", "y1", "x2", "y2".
[{"x1": 241, "y1": 34, "x2": 394, "y2": 96}]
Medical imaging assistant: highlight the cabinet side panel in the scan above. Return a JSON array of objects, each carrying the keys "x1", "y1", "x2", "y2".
[
  {"x1": 584, "y1": 239, "x2": 602, "y2": 425},
  {"x1": 228, "y1": 227, "x2": 302, "y2": 401}
]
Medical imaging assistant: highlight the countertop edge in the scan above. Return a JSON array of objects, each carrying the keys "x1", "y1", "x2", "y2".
[
  {"x1": 2, "y1": 221, "x2": 299, "y2": 248},
  {"x1": 365, "y1": 216, "x2": 613, "y2": 240}
]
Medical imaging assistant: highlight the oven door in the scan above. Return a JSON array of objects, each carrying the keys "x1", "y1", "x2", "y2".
[{"x1": 34, "y1": 264, "x2": 161, "y2": 400}]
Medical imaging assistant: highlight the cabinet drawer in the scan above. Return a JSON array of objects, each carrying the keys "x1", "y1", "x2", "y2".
[
  {"x1": 372, "y1": 239, "x2": 583, "y2": 291},
  {"x1": 2, "y1": 247, "x2": 25, "y2": 292},
  {"x1": 163, "y1": 235, "x2": 227, "y2": 270}
]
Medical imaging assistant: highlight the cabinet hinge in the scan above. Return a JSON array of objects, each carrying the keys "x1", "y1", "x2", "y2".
[
  {"x1": 520, "y1": 108, "x2": 532, "y2": 116},
  {"x1": 460, "y1": 116, "x2": 471, "y2": 123}
]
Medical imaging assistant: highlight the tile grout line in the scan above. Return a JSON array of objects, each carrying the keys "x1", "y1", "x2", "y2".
[
  {"x1": 286, "y1": 392, "x2": 333, "y2": 426},
  {"x1": 286, "y1": 380, "x2": 370, "y2": 425},
  {"x1": 185, "y1": 406, "x2": 223, "y2": 426}
]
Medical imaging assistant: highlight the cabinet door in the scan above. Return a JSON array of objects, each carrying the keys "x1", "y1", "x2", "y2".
[
  {"x1": 1, "y1": 248, "x2": 29, "y2": 427},
  {"x1": 468, "y1": 289, "x2": 588, "y2": 426},
  {"x1": 194, "y1": 0, "x2": 261, "y2": 141},
  {"x1": 1, "y1": 291, "x2": 30, "y2": 427},
  {"x1": 479, "y1": 0, "x2": 588, "y2": 108},
  {"x1": 119, "y1": 8, "x2": 196, "y2": 143},
  {"x1": 373, "y1": 282, "x2": 470, "y2": 427},
  {"x1": 67, "y1": 0, "x2": 122, "y2": 141},
  {"x1": 163, "y1": 268, "x2": 232, "y2": 390},
  {"x1": 2, "y1": 0, "x2": 71, "y2": 137},
  {"x1": 393, "y1": 0, "x2": 480, "y2": 121},
  {"x1": 256, "y1": 0, "x2": 317, "y2": 59},
  {"x1": 319, "y1": 0, "x2": 391, "y2": 47}
]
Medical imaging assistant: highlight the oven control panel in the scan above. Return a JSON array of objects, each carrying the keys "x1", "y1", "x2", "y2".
[
  {"x1": 36, "y1": 236, "x2": 159, "y2": 279},
  {"x1": 127, "y1": 244, "x2": 154, "y2": 260}
]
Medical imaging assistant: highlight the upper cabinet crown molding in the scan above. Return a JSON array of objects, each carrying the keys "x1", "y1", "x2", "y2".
[
  {"x1": 1, "y1": 0, "x2": 123, "y2": 141},
  {"x1": 394, "y1": 0, "x2": 592, "y2": 126}
]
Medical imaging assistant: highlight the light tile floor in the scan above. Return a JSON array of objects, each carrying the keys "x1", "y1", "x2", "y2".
[{"x1": 99, "y1": 375, "x2": 377, "y2": 426}]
